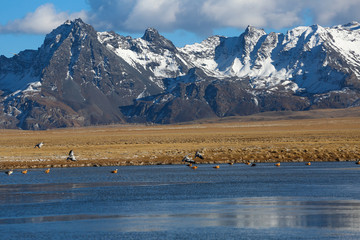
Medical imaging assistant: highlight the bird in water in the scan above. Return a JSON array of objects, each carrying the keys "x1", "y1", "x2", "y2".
[
  {"x1": 67, "y1": 150, "x2": 76, "y2": 161},
  {"x1": 45, "y1": 168, "x2": 50, "y2": 174},
  {"x1": 22, "y1": 170, "x2": 28, "y2": 174},
  {"x1": 5, "y1": 170, "x2": 13, "y2": 175},
  {"x1": 111, "y1": 169, "x2": 118, "y2": 174},
  {"x1": 34, "y1": 142, "x2": 44, "y2": 149}
]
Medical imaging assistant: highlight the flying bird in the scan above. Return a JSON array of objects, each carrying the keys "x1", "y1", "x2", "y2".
[
  {"x1": 34, "y1": 142, "x2": 44, "y2": 148},
  {"x1": 67, "y1": 150, "x2": 76, "y2": 161},
  {"x1": 182, "y1": 154, "x2": 195, "y2": 164},
  {"x1": 194, "y1": 151, "x2": 204, "y2": 160}
]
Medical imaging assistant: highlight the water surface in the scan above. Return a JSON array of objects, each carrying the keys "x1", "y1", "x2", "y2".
[{"x1": 1, "y1": 162, "x2": 360, "y2": 239}]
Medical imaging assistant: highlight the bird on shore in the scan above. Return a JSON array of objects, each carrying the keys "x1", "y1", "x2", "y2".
[
  {"x1": 34, "y1": 142, "x2": 44, "y2": 149},
  {"x1": 67, "y1": 150, "x2": 76, "y2": 161},
  {"x1": 5, "y1": 170, "x2": 13, "y2": 175},
  {"x1": 45, "y1": 168, "x2": 50, "y2": 174}
]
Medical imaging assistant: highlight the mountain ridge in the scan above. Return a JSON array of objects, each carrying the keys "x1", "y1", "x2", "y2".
[{"x1": 0, "y1": 19, "x2": 359, "y2": 129}]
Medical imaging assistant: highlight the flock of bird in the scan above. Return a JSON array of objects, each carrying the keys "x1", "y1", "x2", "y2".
[
  {"x1": 180, "y1": 151, "x2": 315, "y2": 170},
  {"x1": 4, "y1": 142, "x2": 76, "y2": 176},
  {"x1": 4, "y1": 141, "x2": 349, "y2": 176}
]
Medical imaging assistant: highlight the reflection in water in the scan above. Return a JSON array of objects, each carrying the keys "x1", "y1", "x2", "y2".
[
  {"x1": 195, "y1": 197, "x2": 360, "y2": 231},
  {"x1": 7, "y1": 196, "x2": 356, "y2": 233}
]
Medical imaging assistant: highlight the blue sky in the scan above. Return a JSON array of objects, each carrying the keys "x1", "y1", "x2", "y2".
[{"x1": 1, "y1": 0, "x2": 359, "y2": 57}]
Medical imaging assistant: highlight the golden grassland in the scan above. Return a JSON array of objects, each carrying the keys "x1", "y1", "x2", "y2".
[{"x1": 0, "y1": 114, "x2": 360, "y2": 169}]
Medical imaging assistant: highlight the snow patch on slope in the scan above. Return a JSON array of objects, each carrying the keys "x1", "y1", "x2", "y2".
[
  {"x1": 98, "y1": 32, "x2": 184, "y2": 80},
  {"x1": 180, "y1": 23, "x2": 360, "y2": 94},
  {"x1": 0, "y1": 71, "x2": 40, "y2": 94}
]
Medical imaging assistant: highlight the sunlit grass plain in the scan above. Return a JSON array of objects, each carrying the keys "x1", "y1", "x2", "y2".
[{"x1": 1, "y1": 109, "x2": 360, "y2": 169}]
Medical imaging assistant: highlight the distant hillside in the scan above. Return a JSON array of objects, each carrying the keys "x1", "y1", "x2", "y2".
[{"x1": 186, "y1": 107, "x2": 360, "y2": 124}]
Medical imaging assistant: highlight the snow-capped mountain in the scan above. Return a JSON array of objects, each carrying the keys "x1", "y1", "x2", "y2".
[
  {"x1": 0, "y1": 19, "x2": 359, "y2": 129},
  {"x1": 180, "y1": 23, "x2": 360, "y2": 94}
]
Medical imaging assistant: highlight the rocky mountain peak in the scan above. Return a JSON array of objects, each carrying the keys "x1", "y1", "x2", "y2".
[
  {"x1": 337, "y1": 21, "x2": 360, "y2": 30},
  {"x1": 142, "y1": 27, "x2": 161, "y2": 41},
  {"x1": 43, "y1": 18, "x2": 94, "y2": 45},
  {"x1": 244, "y1": 25, "x2": 266, "y2": 36},
  {"x1": 141, "y1": 27, "x2": 176, "y2": 52}
]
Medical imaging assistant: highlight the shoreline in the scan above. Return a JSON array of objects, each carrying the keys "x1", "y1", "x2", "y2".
[
  {"x1": 1, "y1": 117, "x2": 360, "y2": 170},
  {"x1": 1, "y1": 158, "x2": 359, "y2": 171}
]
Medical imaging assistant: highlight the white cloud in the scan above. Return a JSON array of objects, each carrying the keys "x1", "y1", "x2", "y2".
[
  {"x1": 86, "y1": 0, "x2": 360, "y2": 35},
  {"x1": 201, "y1": 0, "x2": 303, "y2": 29},
  {"x1": 306, "y1": 0, "x2": 360, "y2": 26},
  {"x1": 124, "y1": 0, "x2": 180, "y2": 31},
  {"x1": 0, "y1": 3, "x2": 87, "y2": 34},
  {"x1": 1, "y1": 0, "x2": 360, "y2": 36}
]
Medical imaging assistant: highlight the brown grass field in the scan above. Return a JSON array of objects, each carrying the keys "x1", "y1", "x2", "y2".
[{"x1": 1, "y1": 108, "x2": 360, "y2": 169}]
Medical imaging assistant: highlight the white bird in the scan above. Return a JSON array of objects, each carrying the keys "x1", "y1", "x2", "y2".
[
  {"x1": 67, "y1": 150, "x2": 76, "y2": 161},
  {"x1": 5, "y1": 170, "x2": 13, "y2": 175},
  {"x1": 194, "y1": 151, "x2": 204, "y2": 160},
  {"x1": 34, "y1": 142, "x2": 44, "y2": 148},
  {"x1": 182, "y1": 154, "x2": 195, "y2": 164}
]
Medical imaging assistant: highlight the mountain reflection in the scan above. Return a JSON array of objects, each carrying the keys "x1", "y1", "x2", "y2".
[{"x1": 197, "y1": 197, "x2": 360, "y2": 230}]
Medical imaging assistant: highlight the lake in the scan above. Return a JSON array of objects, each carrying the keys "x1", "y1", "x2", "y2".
[{"x1": 1, "y1": 162, "x2": 360, "y2": 239}]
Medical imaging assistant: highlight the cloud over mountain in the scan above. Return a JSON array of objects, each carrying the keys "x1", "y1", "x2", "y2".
[
  {"x1": 0, "y1": 3, "x2": 86, "y2": 34},
  {"x1": 2, "y1": 0, "x2": 359, "y2": 37},
  {"x1": 86, "y1": 0, "x2": 360, "y2": 34}
]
